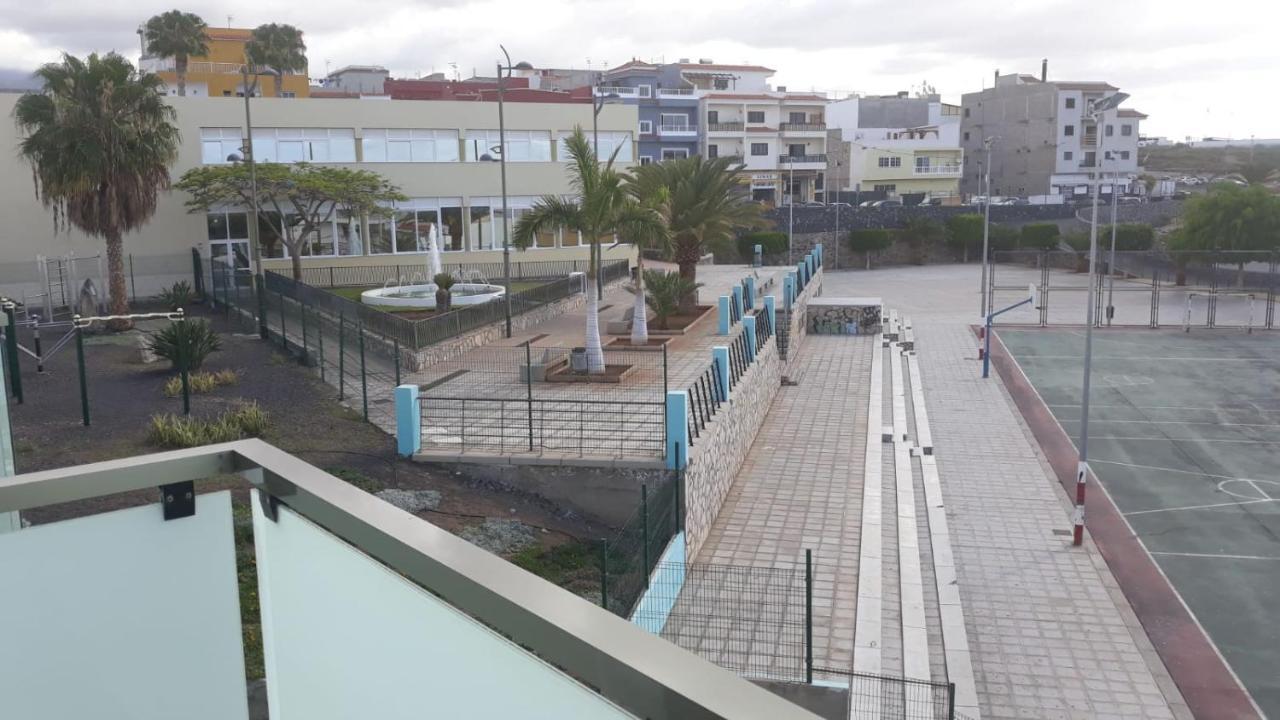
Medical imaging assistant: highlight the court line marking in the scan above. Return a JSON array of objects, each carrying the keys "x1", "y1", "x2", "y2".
[
  {"x1": 1124, "y1": 499, "x2": 1275, "y2": 517},
  {"x1": 1150, "y1": 551, "x2": 1280, "y2": 561},
  {"x1": 1089, "y1": 458, "x2": 1246, "y2": 481},
  {"x1": 1089, "y1": 437, "x2": 1280, "y2": 444},
  {"x1": 1054, "y1": 419, "x2": 1280, "y2": 428},
  {"x1": 1049, "y1": 403, "x2": 1280, "y2": 412},
  {"x1": 1021, "y1": 355, "x2": 1275, "y2": 362}
]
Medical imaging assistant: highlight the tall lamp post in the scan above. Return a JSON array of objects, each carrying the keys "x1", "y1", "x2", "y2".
[
  {"x1": 495, "y1": 47, "x2": 514, "y2": 338},
  {"x1": 1072, "y1": 91, "x2": 1129, "y2": 547},
  {"x1": 591, "y1": 79, "x2": 621, "y2": 301},
  {"x1": 785, "y1": 157, "x2": 796, "y2": 265},
  {"x1": 979, "y1": 136, "x2": 995, "y2": 318},
  {"x1": 1105, "y1": 151, "x2": 1122, "y2": 325}
]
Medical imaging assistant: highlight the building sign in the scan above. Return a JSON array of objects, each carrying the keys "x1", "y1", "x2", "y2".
[{"x1": 750, "y1": 173, "x2": 778, "y2": 189}]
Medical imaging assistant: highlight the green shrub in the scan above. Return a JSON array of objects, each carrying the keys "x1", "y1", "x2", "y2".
[
  {"x1": 148, "y1": 319, "x2": 221, "y2": 370},
  {"x1": 899, "y1": 218, "x2": 946, "y2": 265},
  {"x1": 158, "y1": 280, "x2": 196, "y2": 310},
  {"x1": 644, "y1": 270, "x2": 702, "y2": 329},
  {"x1": 1020, "y1": 223, "x2": 1062, "y2": 250},
  {"x1": 146, "y1": 402, "x2": 269, "y2": 449},
  {"x1": 162, "y1": 369, "x2": 239, "y2": 398},
  {"x1": 989, "y1": 224, "x2": 1020, "y2": 252},
  {"x1": 736, "y1": 231, "x2": 788, "y2": 262},
  {"x1": 1109, "y1": 223, "x2": 1156, "y2": 251},
  {"x1": 945, "y1": 213, "x2": 985, "y2": 262},
  {"x1": 847, "y1": 228, "x2": 894, "y2": 268}
]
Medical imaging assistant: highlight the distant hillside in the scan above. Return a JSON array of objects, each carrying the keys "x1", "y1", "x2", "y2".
[
  {"x1": 1143, "y1": 144, "x2": 1280, "y2": 179},
  {"x1": 0, "y1": 68, "x2": 39, "y2": 92}
]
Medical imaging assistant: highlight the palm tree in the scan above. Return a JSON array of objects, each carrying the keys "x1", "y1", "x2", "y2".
[
  {"x1": 622, "y1": 177, "x2": 671, "y2": 345},
  {"x1": 514, "y1": 128, "x2": 663, "y2": 372},
  {"x1": 14, "y1": 53, "x2": 180, "y2": 325},
  {"x1": 631, "y1": 156, "x2": 761, "y2": 313},
  {"x1": 246, "y1": 23, "x2": 307, "y2": 97},
  {"x1": 143, "y1": 10, "x2": 208, "y2": 97}
]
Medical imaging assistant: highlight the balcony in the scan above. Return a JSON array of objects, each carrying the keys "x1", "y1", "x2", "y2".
[
  {"x1": 913, "y1": 164, "x2": 963, "y2": 177},
  {"x1": 140, "y1": 58, "x2": 303, "y2": 76},
  {"x1": 778, "y1": 154, "x2": 828, "y2": 169},
  {"x1": 780, "y1": 122, "x2": 827, "y2": 134},
  {"x1": 707, "y1": 122, "x2": 745, "y2": 133},
  {"x1": 0, "y1": 441, "x2": 813, "y2": 720},
  {"x1": 657, "y1": 88, "x2": 701, "y2": 101},
  {"x1": 657, "y1": 123, "x2": 698, "y2": 137},
  {"x1": 595, "y1": 86, "x2": 640, "y2": 98}
]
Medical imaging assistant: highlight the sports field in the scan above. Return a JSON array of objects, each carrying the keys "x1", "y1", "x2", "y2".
[{"x1": 1000, "y1": 328, "x2": 1280, "y2": 718}]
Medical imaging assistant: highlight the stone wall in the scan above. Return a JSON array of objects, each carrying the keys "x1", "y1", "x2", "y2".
[
  {"x1": 807, "y1": 300, "x2": 882, "y2": 335},
  {"x1": 784, "y1": 267, "x2": 823, "y2": 371}
]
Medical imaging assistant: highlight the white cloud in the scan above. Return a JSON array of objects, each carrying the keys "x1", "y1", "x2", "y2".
[{"x1": 0, "y1": 0, "x2": 1275, "y2": 138}]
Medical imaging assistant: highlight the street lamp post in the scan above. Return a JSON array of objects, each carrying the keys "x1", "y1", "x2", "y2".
[
  {"x1": 1105, "y1": 155, "x2": 1121, "y2": 326},
  {"x1": 979, "y1": 137, "x2": 994, "y2": 318},
  {"x1": 1073, "y1": 91, "x2": 1128, "y2": 547},
  {"x1": 786, "y1": 158, "x2": 795, "y2": 265},
  {"x1": 496, "y1": 47, "x2": 514, "y2": 338}
]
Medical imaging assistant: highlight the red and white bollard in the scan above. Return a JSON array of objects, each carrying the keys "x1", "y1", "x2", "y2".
[
  {"x1": 976, "y1": 323, "x2": 986, "y2": 360},
  {"x1": 1072, "y1": 461, "x2": 1087, "y2": 546}
]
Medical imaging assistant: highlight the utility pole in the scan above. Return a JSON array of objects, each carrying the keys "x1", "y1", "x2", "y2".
[
  {"x1": 240, "y1": 63, "x2": 263, "y2": 278},
  {"x1": 497, "y1": 48, "x2": 514, "y2": 338},
  {"x1": 979, "y1": 137, "x2": 994, "y2": 317}
]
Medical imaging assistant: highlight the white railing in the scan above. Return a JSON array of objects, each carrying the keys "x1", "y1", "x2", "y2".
[
  {"x1": 141, "y1": 58, "x2": 304, "y2": 76},
  {"x1": 657, "y1": 88, "x2": 699, "y2": 98},
  {"x1": 658, "y1": 124, "x2": 698, "y2": 135},
  {"x1": 595, "y1": 86, "x2": 639, "y2": 98},
  {"x1": 913, "y1": 164, "x2": 963, "y2": 176}
]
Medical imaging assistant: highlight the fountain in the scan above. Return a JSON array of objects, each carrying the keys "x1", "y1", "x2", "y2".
[{"x1": 360, "y1": 226, "x2": 506, "y2": 309}]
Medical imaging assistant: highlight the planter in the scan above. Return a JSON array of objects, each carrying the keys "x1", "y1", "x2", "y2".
[
  {"x1": 647, "y1": 305, "x2": 715, "y2": 336},
  {"x1": 545, "y1": 363, "x2": 638, "y2": 384},
  {"x1": 604, "y1": 337, "x2": 672, "y2": 351}
]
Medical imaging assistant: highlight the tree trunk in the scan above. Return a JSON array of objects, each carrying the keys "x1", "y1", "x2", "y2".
[
  {"x1": 584, "y1": 272, "x2": 605, "y2": 374},
  {"x1": 962, "y1": 243, "x2": 970, "y2": 264},
  {"x1": 104, "y1": 233, "x2": 131, "y2": 330},
  {"x1": 1237, "y1": 262, "x2": 1246, "y2": 288},
  {"x1": 865, "y1": 251, "x2": 871, "y2": 270},
  {"x1": 677, "y1": 260, "x2": 699, "y2": 314},
  {"x1": 273, "y1": 73, "x2": 284, "y2": 98},
  {"x1": 1175, "y1": 258, "x2": 1187, "y2": 286},
  {"x1": 290, "y1": 251, "x2": 303, "y2": 282},
  {"x1": 176, "y1": 56, "x2": 187, "y2": 97},
  {"x1": 630, "y1": 256, "x2": 648, "y2": 345}
]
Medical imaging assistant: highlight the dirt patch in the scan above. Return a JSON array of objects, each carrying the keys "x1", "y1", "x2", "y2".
[
  {"x1": 604, "y1": 337, "x2": 672, "y2": 351},
  {"x1": 545, "y1": 363, "x2": 638, "y2": 383}
]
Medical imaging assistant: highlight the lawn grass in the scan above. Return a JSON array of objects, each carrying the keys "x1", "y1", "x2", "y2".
[{"x1": 328, "y1": 280, "x2": 549, "y2": 314}]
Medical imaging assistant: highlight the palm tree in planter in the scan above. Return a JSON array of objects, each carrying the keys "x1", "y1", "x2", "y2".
[
  {"x1": 433, "y1": 273, "x2": 455, "y2": 312},
  {"x1": 143, "y1": 10, "x2": 208, "y2": 97},
  {"x1": 643, "y1": 270, "x2": 701, "y2": 331},
  {"x1": 514, "y1": 128, "x2": 663, "y2": 373},
  {"x1": 246, "y1": 23, "x2": 307, "y2": 97},
  {"x1": 630, "y1": 156, "x2": 761, "y2": 314},
  {"x1": 14, "y1": 53, "x2": 180, "y2": 326}
]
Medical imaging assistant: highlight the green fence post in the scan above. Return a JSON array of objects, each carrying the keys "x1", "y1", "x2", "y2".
[
  {"x1": 338, "y1": 311, "x2": 346, "y2": 400},
  {"x1": 394, "y1": 337, "x2": 401, "y2": 386},
  {"x1": 255, "y1": 275, "x2": 268, "y2": 340},
  {"x1": 641, "y1": 484, "x2": 650, "y2": 589},
  {"x1": 300, "y1": 301, "x2": 309, "y2": 365},
  {"x1": 318, "y1": 311, "x2": 326, "y2": 382},
  {"x1": 278, "y1": 291, "x2": 287, "y2": 351},
  {"x1": 75, "y1": 324, "x2": 89, "y2": 426},
  {"x1": 525, "y1": 340, "x2": 534, "y2": 451},
  {"x1": 805, "y1": 548, "x2": 814, "y2": 684},
  {"x1": 359, "y1": 322, "x2": 368, "y2": 421},
  {"x1": 3, "y1": 303, "x2": 22, "y2": 405},
  {"x1": 599, "y1": 540, "x2": 609, "y2": 611},
  {"x1": 181, "y1": 362, "x2": 191, "y2": 416}
]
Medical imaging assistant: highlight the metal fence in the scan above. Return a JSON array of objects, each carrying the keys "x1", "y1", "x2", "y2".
[
  {"x1": 813, "y1": 667, "x2": 956, "y2": 720},
  {"x1": 990, "y1": 249, "x2": 1279, "y2": 330},
  {"x1": 295, "y1": 258, "x2": 619, "y2": 288},
  {"x1": 417, "y1": 344, "x2": 668, "y2": 457},
  {"x1": 601, "y1": 476, "x2": 682, "y2": 618}
]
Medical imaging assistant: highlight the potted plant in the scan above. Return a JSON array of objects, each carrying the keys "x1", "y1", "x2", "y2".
[{"x1": 433, "y1": 273, "x2": 455, "y2": 311}]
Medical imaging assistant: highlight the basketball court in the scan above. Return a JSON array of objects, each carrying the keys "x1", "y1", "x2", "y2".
[{"x1": 998, "y1": 327, "x2": 1280, "y2": 718}]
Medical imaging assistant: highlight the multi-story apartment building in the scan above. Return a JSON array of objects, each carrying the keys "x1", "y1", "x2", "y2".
[
  {"x1": 0, "y1": 94, "x2": 637, "y2": 295},
  {"x1": 959, "y1": 69, "x2": 1146, "y2": 198},
  {"x1": 826, "y1": 93, "x2": 963, "y2": 201},
  {"x1": 597, "y1": 61, "x2": 701, "y2": 164},
  {"x1": 139, "y1": 27, "x2": 311, "y2": 98}
]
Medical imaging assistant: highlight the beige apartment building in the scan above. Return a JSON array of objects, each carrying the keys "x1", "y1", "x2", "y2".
[{"x1": 0, "y1": 94, "x2": 638, "y2": 297}]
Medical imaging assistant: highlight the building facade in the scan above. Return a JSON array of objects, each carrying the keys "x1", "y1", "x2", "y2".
[
  {"x1": 599, "y1": 62, "x2": 701, "y2": 165},
  {"x1": 826, "y1": 93, "x2": 963, "y2": 201},
  {"x1": 959, "y1": 71, "x2": 1145, "y2": 198},
  {"x1": 140, "y1": 27, "x2": 311, "y2": 98},
  {"x1": 0, "y1": 94, "x2": 637, "y2": 296}
]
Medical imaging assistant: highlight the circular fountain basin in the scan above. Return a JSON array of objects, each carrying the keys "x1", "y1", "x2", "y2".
[{"x1": 360, "y1": 283, "x2": 505, "y2": 309}]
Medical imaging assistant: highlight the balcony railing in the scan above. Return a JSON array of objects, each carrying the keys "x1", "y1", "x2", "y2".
[
  {"x1": 595, "y1": 86, "x2": 639, "y2": 98},
  {"x1": 707, "y1": 122, "x2": 745, "y2": 132},
  {"x1": 658, "y1": 123, "x2": 698, "y2": 136},
  {"x1": 657, "y1": 88, "x2": 700, "y2": 98},
  {"x1": 0, "y1": 441, "x2": 812, "y2": 720},
  {"x1": 778, "y1": 154, "x2": 828, "y2": 164},
  {"x1": 141, "y1": 58, "x2": 303, "y2": 76},
  {"x1": 913, "y1": 164, "x2": 963, "y2": 176},
  {"x1": 780, "y1": 123, "x2": 827, "y2": 132}
]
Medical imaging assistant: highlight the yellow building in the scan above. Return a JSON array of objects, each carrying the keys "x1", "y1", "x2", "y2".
[{"x1": 141, "y1": 27, "x2": 310, "y2": 98}]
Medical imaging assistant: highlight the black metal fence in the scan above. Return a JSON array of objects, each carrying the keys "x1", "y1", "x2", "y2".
[
  {"x1": 601, "y1": 476, "x2": 682, "y2": 618},
  {"x1": 990, "y1": 249, "x2": 1279, "y2": 329},
  {"x1": 814, "y1": 667, "x2": 956, "y2": 719},
  {"x1": 296, "y1": 258, "x2": 619, "y2": 288}
]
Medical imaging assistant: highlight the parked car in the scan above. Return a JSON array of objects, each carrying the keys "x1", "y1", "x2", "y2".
[
  {"x1": 872, "y1": 199, "x2": 902, "y2": 208},
  {"x1": 858, "y1": 200, "x2": 878, "y2": 208},
  {"x1": 1117, "y1": 196, "x2": 1144, "y2": 205},
  {"x1": 828, "y1": 201, "x2": 853, "y2": 208},
  {"x1": 802, "y1": 201, "x2": 827, "y2": 207}
]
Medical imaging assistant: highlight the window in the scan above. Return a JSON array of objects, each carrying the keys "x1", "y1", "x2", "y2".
[
  {"x1": 915, "y1": 156, "x2": 930, "y2": 169},
  {"x1": 750, "y1": 143, "x2": 769, "y2": 156},
  {"x1": 787, "y1": 144, "x2": 805, "y2": 157},
  {"x1": 1120, "y1": 150, "x2": 1131, "y2": 160},
  {"x1": 362, "y1": 129, "x2": 460, "y2": 163},
  {"x1": 713, "y1": 77, "x2": 729, "y2": 90},
  {"x1": 660, "y1": 113, "x2": 690, "y2": 131},
  {"x1": 365, "y1": 199, "x2": 462, "y2": 255},
  {"x1": 874, "y1": 184, "x2": 896, "y2": 193},
  {"x1": 747, "y1": 111, "x2": 766, "y2": 124},
  {"x1": 877, "y1": 156, "x2": 902, "y2": 168},
  {"x1": 706, "y1": 145, "x2": 718, "y2": 159},
  {"x1": 1065, "y1": 97, "x2": 1076, "y2": 109},
  {"x1": 201, "y1": 128, "x2": 243, "y2": 164},
  {"x1": 661, "y1": 148, "x2": 689, "y2": 161},
  {"x1": 963, "y1": 131, "x2": 970, "y2": 142},
  {"x1": 1084, "y1": 151, "x2": 1096, "y2": 167},
  {"x1": 963, "y1": 107, "x2": 970, "y2": 117},
  {"x1": 251, "y1": 128, "x2": 356, "y2": 163},
  {"x1": 639, "y1": 155, "x2": 654, "y2": 166},
  {"x1": 1121, "y1": 124, "x2": 1133, "y2": 137},
  {"x1": 706, "y1": 110, "x2": 719, "y2": 125},
  {"x1": 1064, "y1": 124, "x2": 1075, "y2": 137},
  {"x1": 279, "y1": 91, "x2": 297, "y2": 99},
  {"x1": 466, "y1": 130, "x2": 552, "y2": 162},
  {"x1": 557, "y1": 131, "x2": 632, "y2": 162},
  {"x1": 461, "y1": 197, "x2": 543, "y2": 250},
  {"x1": 1063, "y1": 151, "x2": 1073, "y2": 161},
  {"x1": 1105, "y1": 124, "x2": 1114, "y2": 137},
  {"x1": 206, "y1": 211, "x2": 250, "y2": 242},
  {"x1": 639, "y1": 120, "x2": 653, "y2": 134},
  {"x1": 788, "y1": 112, "x2": 806, "y2": 124},
  {"x1": 637, "y1": 85, "x2": 652, "y2": 98}
]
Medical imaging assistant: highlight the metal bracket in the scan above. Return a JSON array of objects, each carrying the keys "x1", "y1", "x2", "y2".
[
  {"x1": 257, "y1": 488, "x2": 281, "y2": 523},
  {"x1": 159, "y1": 481, "x2": 195, "y2": 521}
]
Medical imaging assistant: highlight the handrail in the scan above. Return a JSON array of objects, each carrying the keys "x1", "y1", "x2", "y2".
[{"x1": 0, "y1": 440, "x2": 821, "y2": 720}]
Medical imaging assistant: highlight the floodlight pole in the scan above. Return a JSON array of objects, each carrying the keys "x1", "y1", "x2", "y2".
[
  {"x1": 979, "y1": 137, "x2": 994, "y2": 318},
  {"x1": 497, "y1": 48, "x2": 513, "y2": 339}
]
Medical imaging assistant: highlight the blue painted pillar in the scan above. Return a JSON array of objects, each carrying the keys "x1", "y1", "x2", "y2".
[
  {"x1": 815, "y1": 242, "x2": 824, "y2": 267},
  {"x1": 753, "y1": 244, "x2": 763, "y2": 268},
  {"x1": 743, "y1": 316, "x2": 757, "y2": 363},
  {"x1": 395, "y1": 384, "x2": 421, "y2": 457},
  {"x1": 666, "y1": 390, "x2": 690, "y2": 470},
  {"x1": 745, "y1": 277, "x2": 756, "y2": 310},
  {"x1": 731, "y1": 285, "x2": 744, "y2": 322},
  {"x1": 718, "y1": 295, "x2": 731, "y2": 334},
  {"x1": 763, "y1": 295, "x2": 777, "y2": 339},
  {"x1": 797, "y1": 261, "x2": 808, "y2": 289},
  {"x1": 809, "y1": 252, "x2": 817, "y2": 276},
  {"x1": 784, "y1": 274, "x2": 796, "y2": 310},
  {"x1": 712, "y1": 346, "x2": 731, "y2": 400}
]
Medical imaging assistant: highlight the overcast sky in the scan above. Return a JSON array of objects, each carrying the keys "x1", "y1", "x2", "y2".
[{"x1": 1, "y1": 0, "x2": 1275, "y2": 140}]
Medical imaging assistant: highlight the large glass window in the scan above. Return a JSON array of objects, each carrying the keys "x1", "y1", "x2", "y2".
[
  {"x1": 368, "y1": 200, "x2": 460, "y2": 255},
  {"x1": 336, "y1": 212, "x2": 362, "y2": 256},
  {"x1": 394, "y1": 210, "x2": 419, "y2": 253},
  {"x1": 441, "y1": 206, "x2": 465, "y2": 251},
  {"x1": 465, "y1": 130, "x2": 552, "y2": 162},
  {"x1": 367, "y1": 217, "x2": 394, "y2": 255},
  {"x1": 251, "y1": 128, "x2": 356, "y2": 163},
  {"x1": 362, "y1": 129, "x2": 460, "y2": 163},
  {"x1": 747, "y1": 111, "x2": 766, "y2": 124},
  {"x1": 468, "y1": 205, "x2": 493, "y2": 250},
  {"x1": 557, "y1": 132, "x2": 632, "y2": 162},
  {"x1": 750, "y1": 143, "x2": 769, "y2": 156},
  {"x1": 201, "y1": 128, "x2": 244, "y2": 165}
]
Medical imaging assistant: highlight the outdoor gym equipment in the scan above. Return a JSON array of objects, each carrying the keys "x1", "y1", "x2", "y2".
[
  {"x1": 68, "y1": 310, "x2": 187, "y2": 426},
  {"x1": 982, "y1": 284, "x2": 1038, "y2": 378}
]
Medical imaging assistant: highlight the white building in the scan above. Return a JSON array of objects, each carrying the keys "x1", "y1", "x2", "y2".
[{"x1": 826, "y1": 93, "x2": 964, "y2": 201}]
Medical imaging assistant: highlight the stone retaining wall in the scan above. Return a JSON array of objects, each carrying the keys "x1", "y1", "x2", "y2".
[
  {"x1": 807, "y1": 300, "x2": 882, "y2": 335},
  {"x1": 785, "y1": 267, "x2": 823, "y2": 371}
]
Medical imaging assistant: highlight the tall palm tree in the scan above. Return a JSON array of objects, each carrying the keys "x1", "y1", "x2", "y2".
[
  {"x1": 514, "y1": 128, "x2": 663, "y2": 371},
  {"x1": 622, "y1": 178, "x2": 670, "y2": 345},
  {"x1": 246, "y1": 23, "x2": 307, "y2": 97},
  {"x1": 631, "y1": 156, "x2": 762, "y2": 313},
  {"x1": 14, "y1": 53, "x2": 180, "y2": 324},
  {"x1": 143, "y1": 10, "x2": 208, "y2": 97}
]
